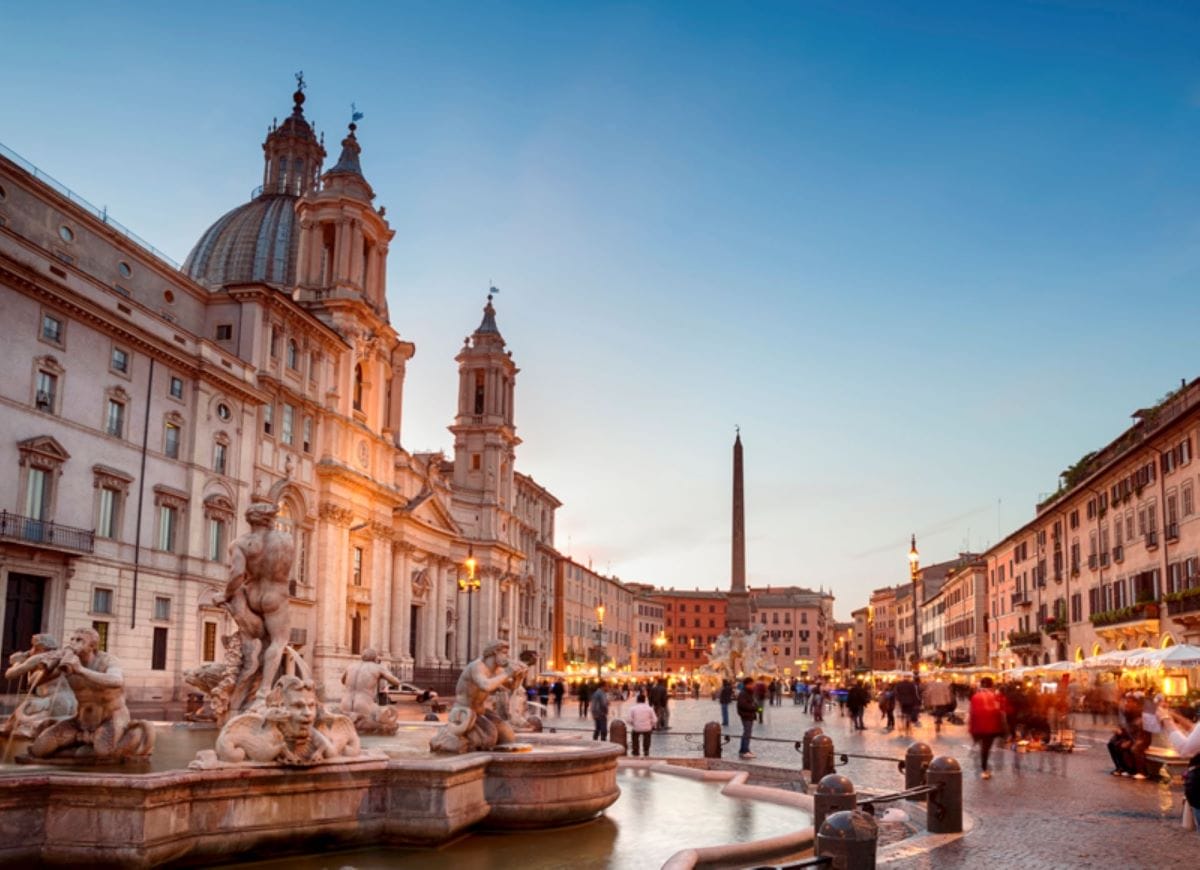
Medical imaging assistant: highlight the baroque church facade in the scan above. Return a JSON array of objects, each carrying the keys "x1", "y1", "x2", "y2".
[{"x1": 0, "y1": 85, "x2": 560, "y2": 703}]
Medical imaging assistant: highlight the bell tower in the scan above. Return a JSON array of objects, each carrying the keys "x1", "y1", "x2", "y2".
[
  {"x1": 450, "y1": 292, "x2": 521, "y2": 527},
  {"x1": 294, "y1": 117, "x2": 392, "y2": 319}
]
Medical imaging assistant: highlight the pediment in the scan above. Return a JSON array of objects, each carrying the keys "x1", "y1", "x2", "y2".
[
  {"x1": 398, "y1": 486, "x2": 460, "y2": 534},
  {"x1": 18, "y1": 435, "x2": 70, "y2": 465}
]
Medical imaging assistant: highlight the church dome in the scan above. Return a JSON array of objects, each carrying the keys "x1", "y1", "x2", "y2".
[
  {"x1": 183, "y1": 194, "x2": 299, "y2": 288},
  {"x1": 183, "y1": 81, "x2": 325, "y2": 290}
]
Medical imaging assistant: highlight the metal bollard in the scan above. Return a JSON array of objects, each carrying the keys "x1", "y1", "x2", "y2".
[
  {"x1": 810, "y1": 734, "x2": 835, "y2": 784},
  {"x1": 802, "y1": 726, "x2": 824, "y2": 771},
  {"x1": 904, "y1": 742, "x2": 933, "y2": 801},
  {"x1": 814, "y1": 773, "x2": 856, "y2": 834},
  {"x1": 609, "y1": 718, "x2": 628, "y2": 754},
  {"x1": 925, "y1": 756, "x2": 963, "y2": 833},
  {"x1": 816, "y1": 809, "x2": 878, "y2": 870},
  {"x1": 703, "y1": 721, "x2": 723, "y2": 758}
]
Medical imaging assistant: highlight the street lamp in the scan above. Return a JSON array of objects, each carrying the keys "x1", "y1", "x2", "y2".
[
  {"x1": 908, "y1": 534, "x2": 920, "y2": 671},
  {"x1": 654, "y1": 630, "x2": 666, "y2": 675},
  {"x1": 594, "y1": 604, "x2": 606, "y2": 680},
  {"x1": 458, "y1": 547, "x2": 480, "y2": 662}
]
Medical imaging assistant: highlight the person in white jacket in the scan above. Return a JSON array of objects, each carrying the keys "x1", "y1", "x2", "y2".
[{"x1": 627, "y1": 692, "x2": 658, "y2": 757}]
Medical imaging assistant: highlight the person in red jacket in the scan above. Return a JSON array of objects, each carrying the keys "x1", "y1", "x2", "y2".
[{"x1": 969, "y1": 677, "x2": 1008, "y2": 779}]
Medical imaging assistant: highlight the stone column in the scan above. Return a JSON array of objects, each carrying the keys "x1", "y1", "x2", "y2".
[
  {"x1": 391, "y1": 543, "x2": 411, "y2": 664},
  {"x1": 371, "y1": 528, "x2": 391, "y2": 657},
  {"x1": 350, "y1": 221, "x2": 364, "y2": 288},
  {"x1": 430, "y1": 559, "x2": 446, "y2": 665}
]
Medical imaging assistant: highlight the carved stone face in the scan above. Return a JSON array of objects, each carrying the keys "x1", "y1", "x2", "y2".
[
  {"x1": 68, "y1": 629, "x2": 98, "y2": 656},
  {"x1": 279, "y1": 684, "x2": 317, "y2": 740}
]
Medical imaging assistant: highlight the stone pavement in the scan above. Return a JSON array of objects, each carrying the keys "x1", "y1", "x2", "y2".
[{"x1": 540, "y1": 695, "x2": 1199, "y2": 869}]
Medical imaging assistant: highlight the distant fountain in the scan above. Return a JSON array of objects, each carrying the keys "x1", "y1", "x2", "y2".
[{"x1": 702, "y1": 626, "x2": 779, "y2": 683}]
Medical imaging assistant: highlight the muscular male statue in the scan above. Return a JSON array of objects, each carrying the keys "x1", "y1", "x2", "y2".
[
  {"x1": 430, "y1": 639, "x2": 528, "y2": 753},
  {"x1": 340, "y1": 648, "x2": 403, "y2": 734},
  {"x1": 1, "y1": 633, "x2": 76, "y2": 738},
  {"x1": 213, "y1": 496, "x2": 294, "y2": 711},
  {"x1": 28, "y1": 626, "x2": 153, "y2": 760}
]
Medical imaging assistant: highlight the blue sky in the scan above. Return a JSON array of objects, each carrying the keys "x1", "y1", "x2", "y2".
[{"x1": 3, "y1": 1, "x2": 1199, "y2": 617}]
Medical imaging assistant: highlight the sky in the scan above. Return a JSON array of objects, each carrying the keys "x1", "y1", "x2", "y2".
[{"x1": 3, "y1": 1, "x2": 1200, "y2": 619}]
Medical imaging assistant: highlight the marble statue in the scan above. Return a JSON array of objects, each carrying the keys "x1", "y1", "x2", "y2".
[
  {"x1": 191, "y1": 674, "x2": 362, "y2": 768},
  {"x1": 338, "y1": 648, "x2": 402, "y2": 735},
  {"x1": 26, "y1": 626, "x2": 154, "y2": 762},
  {"x1": 430, "y1": 639, "x2": 529, "y2": 754},
  {"x1": 1, "y1": 633, "x2": 77, "y2": 739},
  {"x1": 703, "y1": 626, "x2": 778, "y2": 682},
  {"x1": 212, "y1": 491, "x2": 295, "y2": 715}
]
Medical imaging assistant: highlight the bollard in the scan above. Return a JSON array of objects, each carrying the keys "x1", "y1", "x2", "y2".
[
  {"x1": 814, "y1": 773, "x2": 856, "y2": 834},
  {"x1": 703, "y1": 721, "x2": 723, "y2": 758},
  {"x1": 904, "y1": 742, "x2": 933, "y2": 801},
  {"x1": 802, "y1": 726, "x2": 823, "y2": 771},
  {"x1": 810, "y1": 734, "x2": 835, "y2": 784},
  {"x1": 816, "y1": 809, "x2": 878, "y2": 870},
  {"x1": 925, "y1": 756, "x2": 963, "y2": 833},
  {"x1": 609, "y1": 718, "x2": 628, "y2": 754}
]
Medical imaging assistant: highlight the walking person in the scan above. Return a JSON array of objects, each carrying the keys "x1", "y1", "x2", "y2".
[
  {"x1": 650, "y1": 678, "x2": 669, "y2": 730},
  {"x1": 578, "y1": 681, "x2": 591, "y2": 718},
  {"x1": 811, "y1": 682, "x2": 824, "y2": 723},
  {"x1": 847, "y1": 680, "x2": 869, "y2": 730},
  {"x1": 879, "y1": 685, "x2": 896, "y2": 731},
  {"x1": 737, "y1": 678, "x2": 758, "y2": 759},
  {"x1": 719, "y1": 679, "x2": 733, "y2": 728},
  {"x1": 590, "y1": 681, "x2": 610, "y2": 741},
  {"x1": 754, "y1": 679, "x2": 767, "y2": 724},
  {"x1": 969, "y1": 677, "x2": 1007, "y2": 779},
  {"x1": 627, "y1": 692, "x2": 658, "y2": 757},
  {"x1": 551, "y1": 679, "x2": 564, "y2": 717}
]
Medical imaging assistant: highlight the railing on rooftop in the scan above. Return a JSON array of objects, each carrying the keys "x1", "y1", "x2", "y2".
[{"x1": 0, "y1": 140, "x2": 182, "y2": 269}]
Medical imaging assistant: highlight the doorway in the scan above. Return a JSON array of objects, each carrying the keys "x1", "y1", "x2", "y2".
[{"x1": 3, "y1": 573, "x2": 47, "y2": 691}]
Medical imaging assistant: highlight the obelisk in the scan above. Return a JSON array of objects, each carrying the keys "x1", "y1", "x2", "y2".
[{"x1": 727, "y1": 428, "x2": 750, "y2": 629}]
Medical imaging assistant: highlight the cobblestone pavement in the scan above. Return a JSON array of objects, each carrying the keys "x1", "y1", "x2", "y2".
[{"x1": 541, "y1": 696, "x2": 1199, "y2": 869}]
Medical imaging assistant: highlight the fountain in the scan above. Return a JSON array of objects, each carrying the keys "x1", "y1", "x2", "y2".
[{"x1": 0, "y1": 489, "x2": 622, "y2": 866}]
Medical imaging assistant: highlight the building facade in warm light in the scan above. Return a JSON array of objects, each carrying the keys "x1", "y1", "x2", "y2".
[
  {"x1": 555, "y1": 557, "x2": 633, "y2": 675},
  {"x1": 652, "y1": 589, "x2": 727, "y2": 677},
  {"x1": 851, "y1": 606, "x2": 872, "y2": 671},
  {"x1": 748, "y1": 586, "x2": 834, "y2": 679},
  {"x1": 869, "y1": 586, "x2": 899, "y2": 670},
  {"x1": 0, "y1": 87, "x2": 566, "y2": 704}
]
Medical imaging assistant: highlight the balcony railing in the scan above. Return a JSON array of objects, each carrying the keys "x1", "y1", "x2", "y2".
[
  {"x1": 1088, "y1": 554, "x2": 1098, "y2": 570},
  {"x1": 1165, "y1": 590, "x2": 1200, "y2": 617},
  {"x1": 1146, "y1": 531, "x2": 1159, "y2": 549},
  {"x1": 1009, "y1": 630, "x2": 1042, "y2": 648},
  {"x1": 1167, "y1": 523, "x2": 1180, "y2": 541},
  {"x1": 1090, "y1": 601, "x2": 1159, "y2": 628},
  {"x1": 1011, "y1": 592, "x2": 1031, "y2": 608},
  {"x1": 1041, "y1": 618, "x2": 1067, "y2": 636},
  {"x1": 0, "y1": 510, "x2": 94, "y2": 554},
  {"x1": 1112, "y1": 545, "x2": 1124, "y2": 563}
]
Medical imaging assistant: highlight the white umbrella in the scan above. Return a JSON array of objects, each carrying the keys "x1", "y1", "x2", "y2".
[
  {"x1": 1080, "y1": 648, "x2": 1140, "y2": 669},
  {"x1": 1125, "y1": 644, "x2": 1200, "y2": 668}
]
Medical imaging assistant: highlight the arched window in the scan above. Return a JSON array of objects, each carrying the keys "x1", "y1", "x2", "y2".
[{"x1": 353, "y1": 364, "x2": 364, "y2": 411}]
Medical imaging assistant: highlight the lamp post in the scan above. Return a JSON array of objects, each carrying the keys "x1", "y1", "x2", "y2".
[
  {"x1": 594, "y1": 604, "x2": 606, "y2": 680},
  {"x1": 654, "y1": 630, "x2": 666, "y2": 675},
  {"x1": 908, "y1": 534, "x2": 920, "y2": 671},
  {"x1": 458, "y1": 548, "x2": 479, "y2": 662}
]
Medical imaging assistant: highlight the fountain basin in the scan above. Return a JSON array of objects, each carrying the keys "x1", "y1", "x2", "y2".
[{"x1": 0, "y1": 733, "x2": 621, "y2": 867}]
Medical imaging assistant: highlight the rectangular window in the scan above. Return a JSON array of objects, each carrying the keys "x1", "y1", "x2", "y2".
[
  {"x1": 25, "y1": 467, "x2": 50, "y2": 520},
  {"x1": 270, "y1": 326, "x2": 280, "y2": 358},
  {"x1": 213, "y1": 442, "x2": 227, "y2": 474},
  {"x1": 281, "y1": 404, "x2": 294, "y2": 445},
  {"x1": 202, "y1": 622, "x2": 217, "y2": 662},
  {"x1": 92, "y1": 587, "x2": 114, "y2": 615},
  {"x1": 92, "y1": 621, "x2": 109, "y2": 652},
  {"x1": 352, "y1": 547, "x2": 363, "y2": 586},
  {"x1": 42, "y1": 314, "x2": 64, "y2": 343},
  {"x1": 302, "y1": 417, "x2": 312, "y2": 453},
  {"x1": 309, "y1": 352, "x2": 319, "y2": 384},
  {"x1": 151, "y1": 627, "x2": 168, "y2": 670},
  {"x1": 35, "y1": 370, "x2": 57, "y2": 412},
  {"x1": 169, "y1": 376, "x2": 184, "y2": 399},
  {"x1": 215, "y1": 324, "x2": 233, "y2": 341},
  {"x1": 158, "y1": 505, "x2": 178, "y2": 552},
  {"x1": 263, "y1": 403, "x2": 273, "y2": 436},
  {"x1": 111, "y1": 347, "x2": 129, "y2": 374},
  {"x1": 164, "y1": 423, "x2": 180, "y2": 459},
  {"x1": 154, "y1": 596, "x2": 171, "y2": 621},
  {"x1": 106, "y1": 400, "x2": 125, "y2": 437},
  {"x1": 207, "y1": 518, "x2": 225, "y2": 561},
  {"x1": 98, "y1": 487, "x2": 120, "y2": 538}
]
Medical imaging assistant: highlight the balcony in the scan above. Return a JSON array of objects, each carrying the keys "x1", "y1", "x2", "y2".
[
  {"x1": 1041, "y1": 617, "x2": 1067, "y2": 637},
  {"x1": 1011, "y1": 592, "x2": 1032, "y2": 608},
  {"x1": 1008, "y1": 630, "x2": 1043, "y2": 651},
  {"x1": 1146, "y1": 531, "x2": 1159, "y2": 550},
  {"x1": 1165, "y1": 590, "x2": 1200, "y2": 629},
  {"x1": 1070, "y1": 560, "x2": 1081, "y2": 577},
  {"x1": 1091, "y1": 601, "x2": 1160, "y2": 644},
  {"x1": 1167, "y1": 523, "x2": 1180, "y2": 542},
  {"x1": 0, "y1": 510, "x2": 94, "y2": 555},
  {"x1": 1088, "y1": 554, "x2": 1098, "y2": 570},
  {"x1": 1112, "y1": 545, "x2": 1124, "y2": 563},
  {"x1": 1099, "y1": 551, "x2": 1110, "y2": 568},
  {"x1": 346, "y1": 585, "x2": 371, "y2": 605}
]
